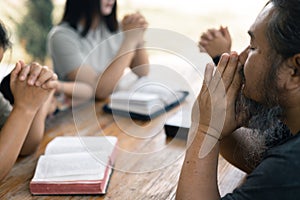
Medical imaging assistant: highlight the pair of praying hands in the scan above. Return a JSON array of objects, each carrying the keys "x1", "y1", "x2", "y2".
[
  {"x1": 199, "y1": 26, "x2": 232, "y2": 58},
  {"x1": 121, "y1": 12, "x2": 148, "y2": 48},
  {"x1": 10, "y1": 61, "x2": 58, "y2": 112},
  {"x1": 195, "y1": 27, "x2": 249, "y2": 141}
]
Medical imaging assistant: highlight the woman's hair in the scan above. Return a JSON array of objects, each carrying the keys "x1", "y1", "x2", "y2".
[
  {"x1": 0, "y1": 20, "x2": 11, "y2": 51},
  {"x1": 61, "y1": 0, "x2": 118, "y2": 37},
  {"x1": 267, "y1": 0, "x2": 300, "y2": 59}
]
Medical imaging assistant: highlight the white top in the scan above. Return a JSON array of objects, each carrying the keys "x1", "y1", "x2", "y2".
[{"x1": 47, "y1": 23, "x2": 123, "y2": 80}]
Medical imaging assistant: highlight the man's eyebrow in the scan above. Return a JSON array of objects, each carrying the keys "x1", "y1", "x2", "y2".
[{"x1": 248, "y1": 30, "x2": 255, "y2": 40}]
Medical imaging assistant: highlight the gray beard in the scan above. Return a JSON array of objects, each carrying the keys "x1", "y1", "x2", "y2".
[{"x1": 236, "y1": 92, "x2": 290, "y2": 168}]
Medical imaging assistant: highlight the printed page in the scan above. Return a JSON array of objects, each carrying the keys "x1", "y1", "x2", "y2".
[
  {"x1": 32, "y1": 152, "x2": 109, "y2": 182},
  {"x1": 110, "y1": 91, "x2": 160, "y2": 105},
  {"x1": 125, "y1": 77, "x2": 189, "y2": 106},
  {"x1": 45, "y1": 136, "x2": 117, "y2": 155},
  {"x1": 128, "y1": 77, "x2": 172, "y2": 95},
  {"x1": 108, "y1": 76, "x2": 189, "y2": 116}
]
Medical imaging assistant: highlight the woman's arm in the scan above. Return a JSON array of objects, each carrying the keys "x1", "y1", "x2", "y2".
[
  {"x1": 67, "y1": 13, "x2": 149, "y2": 100},
  {"x1": 94, "y1": 13, "x2": 149, "y2": 99},
  {"x1": 66, "y1": 39, "x2": 138, "y2": 100},
  {"x1": 19, "y1": 91, "x2": 55, "y2": 155},
  {"x1": 0, "y1": 105, "x2": 37, "y2": 180},
  {"x1": 57, "y1": 81, "x2": 93, "y2": 99},
  {"x1": 0, "y1": 62, "x2": 57, "y2": 181},
  {"x1": 129, "y1": 45, "x2": 150, "y2": 77}
]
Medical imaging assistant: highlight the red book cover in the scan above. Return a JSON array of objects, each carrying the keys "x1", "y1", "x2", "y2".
[{"x1": 29, "y1": 136, "x2": 118, "y2": 195}]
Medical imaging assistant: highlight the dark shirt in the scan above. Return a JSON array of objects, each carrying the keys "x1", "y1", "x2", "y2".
[
  {"x1": 0, "y1": 74, "x2": 13, "y2": 104},
  {"x1": 222, "y1": 131, "x2": 300, "y2": 200},
  {"x1": 212, "y1": 55, "x2": 221, "y2": 66}
]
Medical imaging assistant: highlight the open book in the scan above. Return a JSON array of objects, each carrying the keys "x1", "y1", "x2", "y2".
[
  {"x1": 30, "y1": 136, "x2": 118, "y2": 195},
  {"x1": 103, "y1": 78, "x2": 189, "y2": 120}
]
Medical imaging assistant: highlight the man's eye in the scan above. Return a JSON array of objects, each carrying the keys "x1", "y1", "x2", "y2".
[{"x1": 249, "y1": 46, "x2": 256, "y2": 50}]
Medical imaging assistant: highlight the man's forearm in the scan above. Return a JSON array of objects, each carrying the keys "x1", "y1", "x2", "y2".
[
  {"x1": 219, "y1": 128, "x2": 260, "y2": 174},
  {"x1": 176, "y1": 125, "x2": 221, "y2": 200}
]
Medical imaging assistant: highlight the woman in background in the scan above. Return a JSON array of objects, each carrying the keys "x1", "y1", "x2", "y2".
[{"x1": 48, "y1": 0, "x2": 149, "y2": 103}]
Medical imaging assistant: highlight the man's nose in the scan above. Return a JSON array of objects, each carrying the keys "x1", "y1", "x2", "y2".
[{"x1": 239, "y1": 46, "x2": 250, "y2": 65}]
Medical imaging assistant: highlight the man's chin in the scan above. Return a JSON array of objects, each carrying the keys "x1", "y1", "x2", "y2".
[
  {"x1": 241, "y1": 85, "x2": 257, "y2": 103},
  {"x1": 235, "y1": 89, "x2": 262, "y2": 127}
]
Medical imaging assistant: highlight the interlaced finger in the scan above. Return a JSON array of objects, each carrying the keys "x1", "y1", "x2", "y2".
[
  {"x1": 221, "y1": 53, "x2": 239, "y2": 91},
  {"x1": 208, "y1": 53, "x2": 229, "y2": 93},
  {"x1": 200, "y1": 62, "x2": 215, "y2": 96},
  {"x1": 18, "y1": 64, "x2": 30, "y2": 81},
  {"x1": 35, "y1": 66, "x2": 52, "y2": 87},
  {"x1": 27, "y1": 62, "x2": 42, "y2": 86}
]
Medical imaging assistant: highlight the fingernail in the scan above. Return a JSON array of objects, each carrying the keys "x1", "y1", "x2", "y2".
[
  {"x1": 230, "y1": 52, "x2": 238, "y2": 60},
  {"x1": 221, "y1": 53, "x2": 230, "y2": 61},
  {"x1": 207, "y1": 62, "x2": 215, "y2": 68},
  {"x1": 232, "y1": 54, "x2": 238, "y2": 61}
]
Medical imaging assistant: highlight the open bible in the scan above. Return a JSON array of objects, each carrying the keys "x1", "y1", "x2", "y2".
[
  {"x1": 103, "y1": 77, "x2": 189, "y2": 120},
  {"x1": 30, "y1": 136, "x2": 118, "y2": 195}
]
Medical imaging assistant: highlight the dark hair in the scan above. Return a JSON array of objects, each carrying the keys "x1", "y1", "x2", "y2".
[
  {"x1": 266, "y1": 0, "x2": 300, "y2": 59},
  {"x1": 0, "y1": 20, "x2": 11, "y2": 51},
  {"x1": 61, "y1": 0, "x2": 118, "y2": 37}
]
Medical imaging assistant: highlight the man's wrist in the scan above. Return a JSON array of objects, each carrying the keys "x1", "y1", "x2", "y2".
[
  {"x1": 196, "y1": 125, "x2": 222, "y2": 141},
  {"x1": 202, "y1": 131, "x2": 222, "y2": 141}
]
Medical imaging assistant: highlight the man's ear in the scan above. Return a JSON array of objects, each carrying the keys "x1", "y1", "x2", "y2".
[
  {"x1": 284, "y1": 54, "x2": 300, "y2": 90},
  {"x1": 296, "y1": 56, "x2": 300, "y2": 72},
  {"x1": 291, "y1": 53, "x2": 300, "y2": 76}
]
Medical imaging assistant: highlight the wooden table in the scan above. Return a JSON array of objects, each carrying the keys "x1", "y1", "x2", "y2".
[
  {"x1": 0, "y1": 100, "x2": 246, "y2": 200},
  {"x1": 0, "y1": 57, "x2": 246, "y2": 199}
]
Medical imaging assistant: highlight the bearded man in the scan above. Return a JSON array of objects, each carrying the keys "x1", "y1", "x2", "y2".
[{"x1": 176, "y1": 0, "x2": 300, "y2": 199}]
